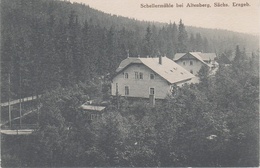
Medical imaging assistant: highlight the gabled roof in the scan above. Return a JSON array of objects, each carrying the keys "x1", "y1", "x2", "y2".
[
  {"x1": 199, "y1": 53, "x2": 217, "y2": 61},
  {"x1": 173, "y1": 53, "x2": 186, "y2": 61},
  {"x1": 115, "y1": 56, "x2": 195, "y2": 84},
  {"x1": 173, "y1": 52, "x2": 217, "y2": 64}
]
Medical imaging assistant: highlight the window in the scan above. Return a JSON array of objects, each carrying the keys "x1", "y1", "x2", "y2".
[
  {"x1": 150, "y1": 74, "x2": 155, "y2": 79},
  {"x1": 90, "y1": 114, "x2": 97, "y2": 120},
  {"x1": 125, "y1": 86, "x2": 129, "y2": 95},
  {"x1": 135, "y1": 72, "x2": 139, "y2": 79},
  {"x1": 183, "y1": 61, "x2": 186, "y2": 65},
  {"x1": 124, "y1": 73, "x2": 128, "y2": 79},
  {"x1": 190, "y1": 61, "x2": 193, "y2": 65},
  {"x1": 135, "y1": 72, "x2": 143, "y2": 79},
  {"x1": 190, "y1": 70, "x2": 193, "y2": 74},
  {"x1": 116, "y1": 83, "x2": 119, "y2": 94},
  {"x1": 150, "y1": 88, "x2": 155, "y2": 95},
  {"x1": 139, "y1": 72, "x2": 143, "y2": 79}
]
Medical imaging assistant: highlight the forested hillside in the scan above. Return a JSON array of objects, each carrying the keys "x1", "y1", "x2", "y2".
[
  {"x1": 1, "y1": 0, "x2": 259, "y2": 167},
  {"x1": 1, "y1": 0, "x2": 259, "y2": 102},
  {"x1": 2, "y1": 47, "x2": 259, "y2": 167}
]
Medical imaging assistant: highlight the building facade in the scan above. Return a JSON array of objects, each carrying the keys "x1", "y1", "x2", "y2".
[
  {"x1": 80, "y1": 103, "x2": 106, "y2": 121},
  {"x1": 173, "y1": 52, "x2": 218, "y2": 76},
  {"x1": 111, "y1": 56, "x2": 195, "y2": 99}
]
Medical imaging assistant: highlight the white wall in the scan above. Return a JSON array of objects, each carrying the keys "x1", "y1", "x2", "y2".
[
  {"x1": 111, "y1": 64, "x2": 172, "y2": 99},
  {"x1": 175, "y1": 59, "x2": 204, "y2": 76}
]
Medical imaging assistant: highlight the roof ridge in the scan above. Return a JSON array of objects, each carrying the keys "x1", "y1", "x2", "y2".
[{"x1": 114, "y1": 56, "x2": 194, "y2": 84}]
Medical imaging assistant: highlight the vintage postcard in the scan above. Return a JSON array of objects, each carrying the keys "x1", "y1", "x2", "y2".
[{"x1": 1, "y1": 0, "x2": 259, "y2": 167}]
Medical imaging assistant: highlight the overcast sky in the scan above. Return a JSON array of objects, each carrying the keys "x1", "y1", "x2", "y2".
[{"x1": 69, "y1": 0, "x2": 259, "y2": 35}]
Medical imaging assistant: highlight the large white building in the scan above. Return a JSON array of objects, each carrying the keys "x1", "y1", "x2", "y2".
[
  {"x1": 111, "y1": 56, "x2": 195, "y2": 99},
  {"x1": 173, "y1": 52, "x2": 218, "y2": 82}
]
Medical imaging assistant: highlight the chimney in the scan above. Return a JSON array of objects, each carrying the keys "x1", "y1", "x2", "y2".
[{"x1": 159, "y1": 55, "x2": 162, "y2": 65}]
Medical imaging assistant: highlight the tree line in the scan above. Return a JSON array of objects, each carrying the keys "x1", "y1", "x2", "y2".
[
  {"x1": 1, "y1": 47, "x2": 259, "y2": 167},
  {"x1": 1, "y1": 0, "x2": 259, "y2": 103}
]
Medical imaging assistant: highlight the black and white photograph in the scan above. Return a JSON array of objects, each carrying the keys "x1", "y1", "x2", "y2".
[{"x1": 1, "y1": 0, "x2": 259, "y2": 167}]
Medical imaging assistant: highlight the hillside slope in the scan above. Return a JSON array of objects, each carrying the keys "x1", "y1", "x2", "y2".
[{"x1": 1, "y1": 0, "x2": 259, "y2": 102}]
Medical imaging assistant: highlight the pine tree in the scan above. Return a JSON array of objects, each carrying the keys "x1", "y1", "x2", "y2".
[
  {"x1": 195, "y1": 33, "x2": 203, "y2": 52},
  {"x1": 177, "y1": 19, "x2": 188, "y2": 53},
  {"x1": 41, "y1": 14, "x2": 61, "y2": 90},
  {"x1": 189, "y1": 33, "x2": 195, "y2": 51},
  {"x1": 107, "y1": 26, "x2": 117, "y2": 72},
  {"x1": 55, "y1": 18, "x2": 70, "y2": 86},
  {"x1": 165, "y1": 24, "x2": 174, "y2": 57},
  {"x1": 80, "y1": 20, "x2": 92, "y2": 82},
  {"x1": 171, "y1": 22, "x2": 178, "y2": 55},
  {"x1": 1, "y1": 35, "x2": 14, "y2": 102},
  {"x1": 203, "y1": 37, "x2": 209, "y2": 52},
  {"x1": 29, "y1": 18, "x2": 45, "y2": 96},
  {"x1": 158, "y1": 26, "x2": 167, "y2": 56},
  {"x1": 233, "y1": 45, "x2": 242, "y2": 64},
  {"x1": 144, "y1": 25, "x2": 153, "y2": 56},
  {"x1": 197, "y1": 64, "x2": 210, "y2": 89}
]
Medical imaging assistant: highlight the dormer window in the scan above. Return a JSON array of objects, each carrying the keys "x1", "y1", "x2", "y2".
[
  {"x1": 190, "y1": 61, "x2": 193, "y2": 65},
  {"x1": 183, "y1": 61, "x2": 186, "y2": 65}
]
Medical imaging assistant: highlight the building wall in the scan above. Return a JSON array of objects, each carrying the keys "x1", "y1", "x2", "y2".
[
  {"x1": 82, "y1": 110, "x2": 104, "y2": 121},
  {"x1": 175, "y1": 59, "x2": 204, "y2": 76},
  {"x1": 111, "y1": 64, "x2": 172, "y2": 99}
]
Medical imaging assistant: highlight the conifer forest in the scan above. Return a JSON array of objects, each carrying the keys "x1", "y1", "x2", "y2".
[{"x1": 1, "y1": 0, "x2": 259, "y2": 167}]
